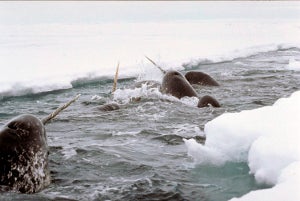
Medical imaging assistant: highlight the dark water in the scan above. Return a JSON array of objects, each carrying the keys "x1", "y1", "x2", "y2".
[{"x1": 1, "y1": 47, "x2": 300, "y2": 201}]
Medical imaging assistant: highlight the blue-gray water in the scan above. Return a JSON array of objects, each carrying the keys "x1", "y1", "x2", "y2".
[{"x1": 0, "y1": 47, "x2": 300, "y2": 201}]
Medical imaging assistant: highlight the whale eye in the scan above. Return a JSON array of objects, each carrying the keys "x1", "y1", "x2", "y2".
[{"x1": 7, "y1": 122, "x2": 18, "y2": 130}]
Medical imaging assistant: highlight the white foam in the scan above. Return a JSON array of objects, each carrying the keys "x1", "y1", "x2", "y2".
[
  {"x1": 62, "y1": 147, "x2": 77, "y2": 160},
  {"x1": 113, "y1": 82, "x2": 201, "y2": 108},
  {"x1": 286, "y1": 58, "x2": 300, "y2": 71},
  {"x1": 112, "y1": 84, "x2": 164, "y2": 104},
  {"x1": 184, "y1": 90, "x2": 300, "y2": 200}
]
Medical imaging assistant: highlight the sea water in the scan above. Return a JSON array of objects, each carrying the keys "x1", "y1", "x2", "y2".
[{"x1": 1, "y1": 3, "x2": 300, "y2": 201}]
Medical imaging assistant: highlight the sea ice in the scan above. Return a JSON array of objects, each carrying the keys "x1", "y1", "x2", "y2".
[{"x1": 184, "y1": 90, "x2": 300, "y2": 201}]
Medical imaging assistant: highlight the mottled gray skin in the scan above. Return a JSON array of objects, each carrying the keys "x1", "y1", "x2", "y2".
[
  {"x1": 198, "y1": 95, "x2": 221, "y2": 108},
  {"x1": 0, "y1": 114, "x2": 50, "y2": 193},
  {"x1": 161, "y1": 70, "x2": 198, "y2": 99},
  {"x1": 185, "y1": 71, "x2": 220, "y2": 86},
  {"x1": 98, "y1": 103, "x2": 120, "y2": 112}
]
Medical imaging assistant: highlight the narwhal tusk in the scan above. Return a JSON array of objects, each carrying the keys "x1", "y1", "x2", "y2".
[
  {"x1": 111, "y1": 61, "x2": 120, "y2": 93},
  {"x1": 42, "y1": 94, "x2": 81, "y2": 125},
  {"x1": 145, "y1": 56, "x2": 166, "y2": 74}
]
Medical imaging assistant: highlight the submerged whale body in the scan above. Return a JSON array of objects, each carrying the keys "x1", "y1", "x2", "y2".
[
  {"x1": 0, "y1": 114, "x2": 50, "y2": 193},
  {"x1": 198, "y1": 95, "x2": 221, "y2": 108},
  {"x1": 185, "y1": 71, "x2": 220, "y2": 86},
  {"x1": 98, "y1": 103, "x2": 120, "y2": 112}
]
